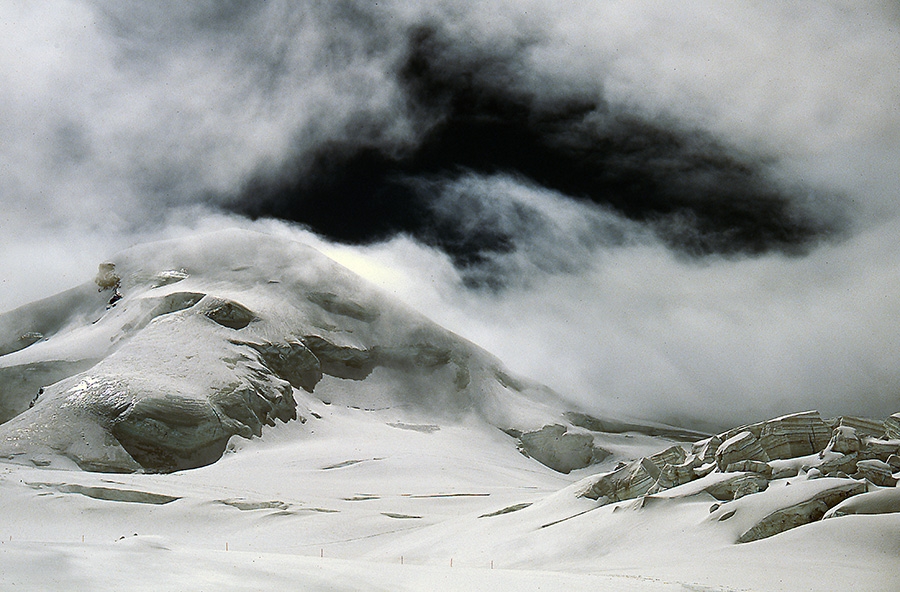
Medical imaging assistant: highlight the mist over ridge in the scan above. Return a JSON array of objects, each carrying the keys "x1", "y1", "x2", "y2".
[{"x1": 1, "y1": 1, "x2": 898, "y2": 429}]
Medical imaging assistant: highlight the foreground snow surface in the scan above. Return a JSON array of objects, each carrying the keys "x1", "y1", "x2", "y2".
[
  {"x1": 1, "y1": 229, "x2": 898, "y2": 590},
  {"x1": 2, "y1": 410, "x2": 899, "y2": 591}
]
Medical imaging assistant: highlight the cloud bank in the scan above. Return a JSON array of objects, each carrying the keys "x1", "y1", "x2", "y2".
[{"x1": 1, "y1": 1, "x2": 898, "y2": 429}]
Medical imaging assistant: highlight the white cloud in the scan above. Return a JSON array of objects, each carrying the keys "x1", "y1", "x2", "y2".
[{"x1": 1, "y1": 1, "x2": 898, "y2": 428}]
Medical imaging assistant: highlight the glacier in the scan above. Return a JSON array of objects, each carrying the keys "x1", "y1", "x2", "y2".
[
  {"x1": 0, "y1": 229, "x2": 897, "y2": 591},
  {"x1": 0, "y1": 229, "x2": 576, "y2": 472}
]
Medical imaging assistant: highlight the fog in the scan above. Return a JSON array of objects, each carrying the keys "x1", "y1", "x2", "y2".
[{"x1": 1, "y1": 1, "x2": 898, "y2": 430}]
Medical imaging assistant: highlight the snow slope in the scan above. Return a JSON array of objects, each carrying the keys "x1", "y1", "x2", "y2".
[
  {"x1": 0, "y1": 229, "x2": 573, "y2": 472},
  {"x1": 0, "y1": 229, "x2": 897, "y2": 591}
]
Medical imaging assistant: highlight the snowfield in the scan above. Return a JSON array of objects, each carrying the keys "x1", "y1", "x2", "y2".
[{"x1": 1, "y1": 229, "x2": 898, "y2": 591}]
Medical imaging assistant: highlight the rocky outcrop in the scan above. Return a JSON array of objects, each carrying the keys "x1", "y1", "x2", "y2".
[{"x1": 203, "y1": 298, "x2": 257, "y2": 330}]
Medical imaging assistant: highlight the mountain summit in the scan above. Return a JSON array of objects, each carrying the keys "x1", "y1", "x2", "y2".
[{"x1": 0, "y1": 229, "x2": 586, "y2": 472}]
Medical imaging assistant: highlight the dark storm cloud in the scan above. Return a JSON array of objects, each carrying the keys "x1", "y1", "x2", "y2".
[
  {"x1": 1, "y1": 1, "x2": 898, "y2": 429},
  {"x1": 230, "y1": 21, "x2": 845, "y2": 274}
]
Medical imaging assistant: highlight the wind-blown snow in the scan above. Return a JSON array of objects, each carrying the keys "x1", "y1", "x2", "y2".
[
  {"x1": 0, "y1": 229, "x2": 571, "y2": 472},
  {"x1": 1, "y1": 1, "x2": 899, "y2": 430},
  {"x1": 1, "y1": 229, "x2": 898, "y2": 591}
]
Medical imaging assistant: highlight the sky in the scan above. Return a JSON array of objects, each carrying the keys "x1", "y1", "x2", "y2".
[{"x1": 1, "y1": 0, "x2": 898, "y2": 430}]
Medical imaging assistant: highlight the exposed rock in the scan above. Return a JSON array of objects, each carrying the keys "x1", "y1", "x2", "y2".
[
  {"x1": 736, "y1": 481, "x2": 866, "y2": 543},
  {"x1": 518, "y1": 424, "x2": 609, "y2": 474},
  {"x1": 853, "y1": 459, "x2": 897, "y2": 487},
  {"x1": 581, "y1": 458, "x2": 660, "y2": 503},
  {"x1": 704, "y1": 473, "x2": 769, "y2": 501},
  {"x1": 837, "y1": 416, "x2": 885, "y2": 439},
  {"x1": 757, "y1": 411, "x2": 832, "y2": 460},
  {"x1": 203, "y1": 298, "x2": 256, "y2": 330},
  {"x1": 716, "y1": 431, "x2": 770, "y2": 471},
  {"x1": 725, "y1": 460, "x2": 773, "y2": 479},
  {"x1": 95, "y1": 262, "x2": 121, "y2": 291},
  {"x1": 884, "y1": 413, "x2": 900, "y2": 440},
  {"x1": 826, "y1": 426, "x2": 861, "y2": 454}
]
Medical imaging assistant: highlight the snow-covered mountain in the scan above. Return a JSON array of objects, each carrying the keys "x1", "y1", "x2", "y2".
[
  {"x1": 0, "y1": 228, "x2": 587, "y2": 473},
  {"x1": 0, "y1": 229, "x2": 898, "y2": 591}
]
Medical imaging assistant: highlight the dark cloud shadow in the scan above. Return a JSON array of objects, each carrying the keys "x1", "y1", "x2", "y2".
[{"x1": 228, "y1": 22, "x2": 846, "y2": 276}]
